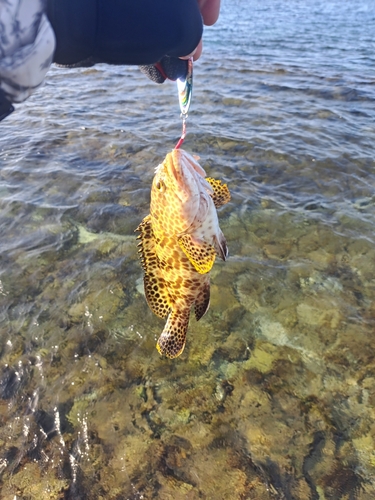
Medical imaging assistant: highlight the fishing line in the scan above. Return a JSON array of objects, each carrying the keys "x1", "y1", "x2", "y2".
[{"x1": 175, "y1": 115, "x2": 187, "y2": 149}]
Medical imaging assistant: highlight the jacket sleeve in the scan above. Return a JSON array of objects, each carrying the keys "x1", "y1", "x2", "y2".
[
  {"x1": 0, "y1": 0, "x2": 55, "y2": 105},
  {"x1": 47, "y1": 0, "x2": 202, "y2": 67}
]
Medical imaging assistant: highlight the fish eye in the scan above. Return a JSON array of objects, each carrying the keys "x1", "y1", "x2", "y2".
[{"x1": 155, "y1": 180, "x2": 165, "y2": 191}]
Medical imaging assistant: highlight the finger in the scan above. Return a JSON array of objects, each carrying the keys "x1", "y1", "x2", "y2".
[
  {"x1": 198, "y1": 0, "x2": 221, "y2": 26},
  {"x1": 180, "y1": 38, "x2": 203, "y2": 61}
]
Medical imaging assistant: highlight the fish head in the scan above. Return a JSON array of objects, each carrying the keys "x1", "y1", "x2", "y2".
[{"x1": 151, "y1": 149, "x2": 213, "y2": 235}]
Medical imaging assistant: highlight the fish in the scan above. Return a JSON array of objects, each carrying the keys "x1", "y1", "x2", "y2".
[{"x1": 136, "y1": 148, "x2": 230, "y2": 358}]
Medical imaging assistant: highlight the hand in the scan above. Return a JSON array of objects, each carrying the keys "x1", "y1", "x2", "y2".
[
  {"x1": 139, "y1": 0, "x2": 221, "y2": 83},
  {"x1": 182, "y1": 0, "x2": 221, "y2": 61}
]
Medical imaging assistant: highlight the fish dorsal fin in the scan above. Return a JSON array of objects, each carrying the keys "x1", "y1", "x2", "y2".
[
  {"x1": 157, "y1": 309, "x2": 190, "y2": 358},
  {"x1": 177, "y1": 234, "x2": 216, "y2": 274},
  {"x1": 136, "y1": 215, "x2": 171, "y2": 318},
  {"x1": 135, "y1": 214, "x2": 153, "y2": 274},
  {"x1": 195, "y1": 281, "x2": 210, "y2": 321},
  {"x1": 205, "y1": 177, "x2": 231, "y2": 208}
]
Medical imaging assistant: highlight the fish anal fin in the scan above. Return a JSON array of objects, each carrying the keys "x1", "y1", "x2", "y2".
[
  {"x1": 195, "y1": 281, "x2": 210, "y2": 321},
  {"x1": 213, "y1": 230, "x2": 228, "y2": 261},
  {"x1": 157, "y1": 309, "x2": 190, "y2": 358},
  {"x1": 205, "y1": 177, "x2": 231, "y2": 208},
  {"x1": 178, "y1": 234, "x2": 216, "y2": 274}
]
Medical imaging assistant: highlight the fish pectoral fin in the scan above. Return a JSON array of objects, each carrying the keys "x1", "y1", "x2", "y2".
[
  {"x1": 205, "y1": 177, "x2": 231, "y2": 208},
  {"x1": 157, "y1": 309, "x2": 190, "y2": 358},
  {"x1": 195, "y1": 281, "x2": 210, "y2": 321},
  {"x1": 213, "y1": 230, "x2": 228, "y2": 261},
  {"x1": 177, "y1": 234, "x2": 216, "y2": 274}
]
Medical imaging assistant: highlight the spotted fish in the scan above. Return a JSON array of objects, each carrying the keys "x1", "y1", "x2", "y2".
[{"x1": 136, "y1": 149, "x2": 230, "y2": 358}]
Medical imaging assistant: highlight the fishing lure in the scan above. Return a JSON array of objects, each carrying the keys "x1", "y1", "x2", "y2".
[{"x1": 175, "y1": 58, "x2": 193, "y2": 150}]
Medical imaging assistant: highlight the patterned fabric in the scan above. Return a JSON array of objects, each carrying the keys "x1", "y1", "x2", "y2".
[
  {"x1": 139, "y1": 56, "x2": 189, "y2": 84},
  {"x1": 0, "y1": 0, "x2": 55, "y2": 103}
]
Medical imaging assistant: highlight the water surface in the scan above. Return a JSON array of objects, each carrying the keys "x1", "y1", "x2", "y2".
[{"x1": 1, "y1": 0, "x2": 375, "y2": 498}]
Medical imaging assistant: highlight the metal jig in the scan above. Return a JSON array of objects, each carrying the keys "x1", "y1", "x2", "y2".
[{"x1": 175, "y1": 58, "x2": 193, "y2": 150}]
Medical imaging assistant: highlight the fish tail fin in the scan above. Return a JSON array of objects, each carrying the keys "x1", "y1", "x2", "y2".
[
  {"x1": 205, "y1": 177, "x2": 231, "y2": 208},
  {"x1": 156, "y1": 309, "x2": 190, "y2": 359}
]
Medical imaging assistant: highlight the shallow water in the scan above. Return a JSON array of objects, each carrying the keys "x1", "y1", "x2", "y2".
[{"x1": 1, "y1": 0, "x2": 375, "y2": 498}]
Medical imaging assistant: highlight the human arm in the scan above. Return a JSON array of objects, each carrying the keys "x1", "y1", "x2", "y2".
[
  {"x1": 48, "y1": 0, "x2": 203, "y2": 67},
  {"x1": 0, "y1": 0, "x2": 56, "y2": 119}
]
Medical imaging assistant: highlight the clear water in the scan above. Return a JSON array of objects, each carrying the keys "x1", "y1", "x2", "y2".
[{"x1": 1, "y1": 0, "x2": 375, "y2": 498}]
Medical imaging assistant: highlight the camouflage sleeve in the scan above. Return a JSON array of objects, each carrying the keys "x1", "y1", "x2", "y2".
[{"x1": 0, "y1": 0, "x2": 55, "y2": 104}]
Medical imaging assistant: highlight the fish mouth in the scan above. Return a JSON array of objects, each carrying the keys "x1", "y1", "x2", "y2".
[
  {"x1": 169, "y1": 150, "x2": 182, "y2": 186},
  {"x1": 172, "y1": 149, "x2": 207, "y2": 178},
  {"x1": 164, "y1": 149, "x2": 209, "y2": 201}
]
